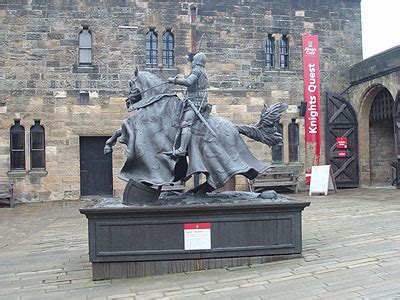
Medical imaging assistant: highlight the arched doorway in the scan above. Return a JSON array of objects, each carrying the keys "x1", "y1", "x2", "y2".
[{"x1": 368, "y1": 88, "x2": 395, "y2": 186}]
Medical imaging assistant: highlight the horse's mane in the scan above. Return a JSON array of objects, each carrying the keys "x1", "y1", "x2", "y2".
[
  {"x1": 139, "y1": 71, "x2": 164, "y2": 84},
  {"x1": 137, "y1": 71, "x2": 170, "y2": 97}
]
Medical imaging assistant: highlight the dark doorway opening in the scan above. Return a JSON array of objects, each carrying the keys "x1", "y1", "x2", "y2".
[
  {"x1": 369, "y1": 88, "x2": 395, "y2": 186},
  {"x1": 80, "y1": 136, "x2": 113, "y2": 196}
]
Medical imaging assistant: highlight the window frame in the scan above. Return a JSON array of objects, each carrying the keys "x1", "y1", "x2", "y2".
[
  {"x1": 271, "y1": 123, "x2": 283, "y2": 163},
  {"x1": 30, "y1": 120, "x2": 46, "y2": 170},
  {"x1": 288, "y1": 119, "x2": 299, "y2": 163},
  {"x1": 279, "y1": 35, "x2": 289, "y2": 70},
  {"x1": 146, "y1": 29, "x2": 158, "y2": 68},
  {"x1": 162, "y1": 30, "x2": 175, "y2": 68},
  {"x1": 10, "y1": 120, "x2": 25, "y2": 171},
  {"x1": 265, "y1": 34, "x2": 275, "y2": 70},
  {"x1": 79, "y1": 25, "x2": 92, "y2": 66}
]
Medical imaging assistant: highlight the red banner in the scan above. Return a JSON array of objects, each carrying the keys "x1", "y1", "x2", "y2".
[{"x1": 302, "y1": 35, "x2": 321, "y2": 184}]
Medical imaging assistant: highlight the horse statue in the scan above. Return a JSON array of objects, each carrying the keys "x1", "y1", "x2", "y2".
[{"x1": 104, "y1": 68, "x2": 288, "y2": 196}]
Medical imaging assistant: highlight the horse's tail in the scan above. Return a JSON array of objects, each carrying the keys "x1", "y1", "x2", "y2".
[{"x1": 236, "y1": 102, "x2": 288, "y2": 146}]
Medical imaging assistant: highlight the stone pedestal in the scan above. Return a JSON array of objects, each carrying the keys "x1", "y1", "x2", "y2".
[{"x1": 80, "y1": 193, "x2": 310, "y2": 280}]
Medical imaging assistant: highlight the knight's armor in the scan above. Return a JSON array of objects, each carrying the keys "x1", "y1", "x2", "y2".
[
  {"x1": 164, "y1": 52, "x2": 208, "y2": 158},
  {"x1": 171, "y1": 52, "x2": 208, "y2": 110},
  {"x1": 185, "y1": 66, "x2": 208, "y2": 109}
]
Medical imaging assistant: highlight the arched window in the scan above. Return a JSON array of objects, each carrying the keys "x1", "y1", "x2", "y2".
[
  {"x1": 266, "y1": 34, "x2": 275, "y2": 70},
  {"x1": 30, "y1": 120, "x2": 45, "y2": 170},
  {"x1": 162, "y1": 30, "x2": 174, "y2": 67},
  {"x1": 279, "y1": 35, "x2": 289, "y2": 70},
  {"x1": 10, "y1": 120, "x2": 25, "y2": 170},
  {"x1": 79, "y1": 25, "x2": 92, "y2": 65},
  {"x1": 272, "y1": 123, "x2": 283, "y2": 163},
  {"x1": 288, "y1": 119, "x2": 299, "y2": 162},
  {"x1": 146, "y1": 29, "x2": 158, "y2": 68}
]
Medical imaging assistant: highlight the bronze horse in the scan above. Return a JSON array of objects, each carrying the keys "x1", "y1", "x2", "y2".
[{"x1": 105, "y1": 68, "x2": 288, "y2": 194}]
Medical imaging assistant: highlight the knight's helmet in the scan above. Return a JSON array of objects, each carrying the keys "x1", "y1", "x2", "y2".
[{"x1": 192, "y1": 52, "x2": 206, "y2": 67}]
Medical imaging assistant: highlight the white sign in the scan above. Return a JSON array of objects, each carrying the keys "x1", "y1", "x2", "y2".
[
  {"x1": 309, "y1": 165, "x2": 337, "y2": 196},
  {"x1": 184, "y1": 223, "x2": 211, "y2": 250}
]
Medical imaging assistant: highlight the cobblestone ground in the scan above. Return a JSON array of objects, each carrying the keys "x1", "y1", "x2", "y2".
[{"x1": 0, "y1": 188, "x2": 399, "y2": 300}]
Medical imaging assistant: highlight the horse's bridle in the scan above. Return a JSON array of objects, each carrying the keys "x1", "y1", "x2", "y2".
[
  {"x1": 126, "y1": 81, "x2": 170, "y2": 110},
  {"x1": 126, "y1": 81, "x2": 168, "y2": 102},
  {"x1": 136, "y1": 81, "x2": 169, "y2": 95}
]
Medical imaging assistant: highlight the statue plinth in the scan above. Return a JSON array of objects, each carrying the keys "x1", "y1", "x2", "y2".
[{"x1": 80, "y1": 193, "x2": 310, "y2": 280}]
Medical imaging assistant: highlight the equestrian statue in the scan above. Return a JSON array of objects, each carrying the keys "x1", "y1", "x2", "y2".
[{"x1": 104, "y1": 53, "x2": 288, "y2": 196}]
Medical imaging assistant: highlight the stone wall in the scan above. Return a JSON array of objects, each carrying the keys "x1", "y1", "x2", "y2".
[
  {"x1": 346, "y1": 46, "x2": 400, "y2": 186},
  {"x1": 0, "y1": 0, "x2": 363, "y2": 201}
]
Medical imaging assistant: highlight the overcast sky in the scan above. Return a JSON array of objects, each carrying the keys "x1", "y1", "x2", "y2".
[{"x1": 361, "y1": 0, "x2": 400, "y2": 58}]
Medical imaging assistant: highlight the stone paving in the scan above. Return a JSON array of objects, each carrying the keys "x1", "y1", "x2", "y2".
[{"x1": 0, "y1": 188, "x2": 399, "y2": 300}]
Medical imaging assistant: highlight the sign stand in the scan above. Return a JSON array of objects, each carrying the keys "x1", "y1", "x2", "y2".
[{"x1": 309, "y1": 165, "x2": 337, "y2": 196}]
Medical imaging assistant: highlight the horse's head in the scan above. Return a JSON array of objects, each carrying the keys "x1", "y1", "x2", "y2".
[{"x1": 126, "y1": 67, "x2": 170, "y2": 111}]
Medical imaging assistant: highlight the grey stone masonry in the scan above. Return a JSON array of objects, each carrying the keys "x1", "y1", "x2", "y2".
[{"x1": 0, "y1": 0, "x2": 363, "y2": 201}]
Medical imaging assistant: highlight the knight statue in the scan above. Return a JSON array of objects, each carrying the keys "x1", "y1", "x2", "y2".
[
  {"x1": 104, "y1": 54, "x2": 288, "y2": 200},
  {"x1": 164, "y1": 52, "x2": 209, "y2": 159}
]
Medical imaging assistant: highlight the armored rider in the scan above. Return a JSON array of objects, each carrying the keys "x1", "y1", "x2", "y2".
[{"x1": 164, "y1": 52, "x2": 208, "y2": 158}]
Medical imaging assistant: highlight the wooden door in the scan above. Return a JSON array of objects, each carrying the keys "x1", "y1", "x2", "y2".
[
  {"x1": 80, "y1": 136, "x2": 113, "y2": 196},
  {"x1": 326, "y1": 92, "x2": 359, "y2": 188}
]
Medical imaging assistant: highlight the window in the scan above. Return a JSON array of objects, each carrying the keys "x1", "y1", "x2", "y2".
[
  {"x1": 10, "y1": 120, "x2": 25, "y2": 170},
  {"x1": 272, "y1": 123, "x2": 283, "y2": 163},
  {"x1": 266, "y1": 34, "x2": 275, "y2": 70},
  {"x1": 288, "y1": 119, "x2": 299, "y2": 162},
  {"x1": 79, "y1": 25, "x2": 92, "y2": 65},
  {"x1": 146, "y1": 29, "x2": 158, "y2": 68},
  {"x1": 30, "y1": 120, "x2": 45, "y2": 170},
  {"x1": 279, "y1": 35, "x2": 289, "y2": 69},
  {"x1": 162, "y1": 30, "x2": 174, "y2": 67},
  {"x1": 79, "y1": 91, "x2": 90, "y2": 104}
]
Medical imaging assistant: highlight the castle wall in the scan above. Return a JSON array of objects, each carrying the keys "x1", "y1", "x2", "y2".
[{"x1": 0, "y1": 0, "x2": 363, "y2": 201}]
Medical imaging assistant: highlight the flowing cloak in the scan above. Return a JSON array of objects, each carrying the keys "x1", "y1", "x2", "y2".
[{"x1": 118, "y1": 94, "x2": 270, "y2": 189}]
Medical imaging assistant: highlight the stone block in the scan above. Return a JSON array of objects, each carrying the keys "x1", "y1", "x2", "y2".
[
  {"x1": 26, "y1": 33, "x2": 43, "y2": 40},
  {"x1": 303, "y1": 22, "x2": 314, "y2": 29},
  {"x1": 271, "y1": 90, "x2": 290, "y2": 99},
  {"x1": 55, "y1": 106, "x2": 68, "y2": 114},
  {"x1": 47, "y1": 32, "x2": 64, "y2": 40},
  {"x1": 54, "y1": 90, "x2": 66, "y2": 98},
  {"x1": 250, "y1": 97, "x2": 264, "y2": 106}
]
